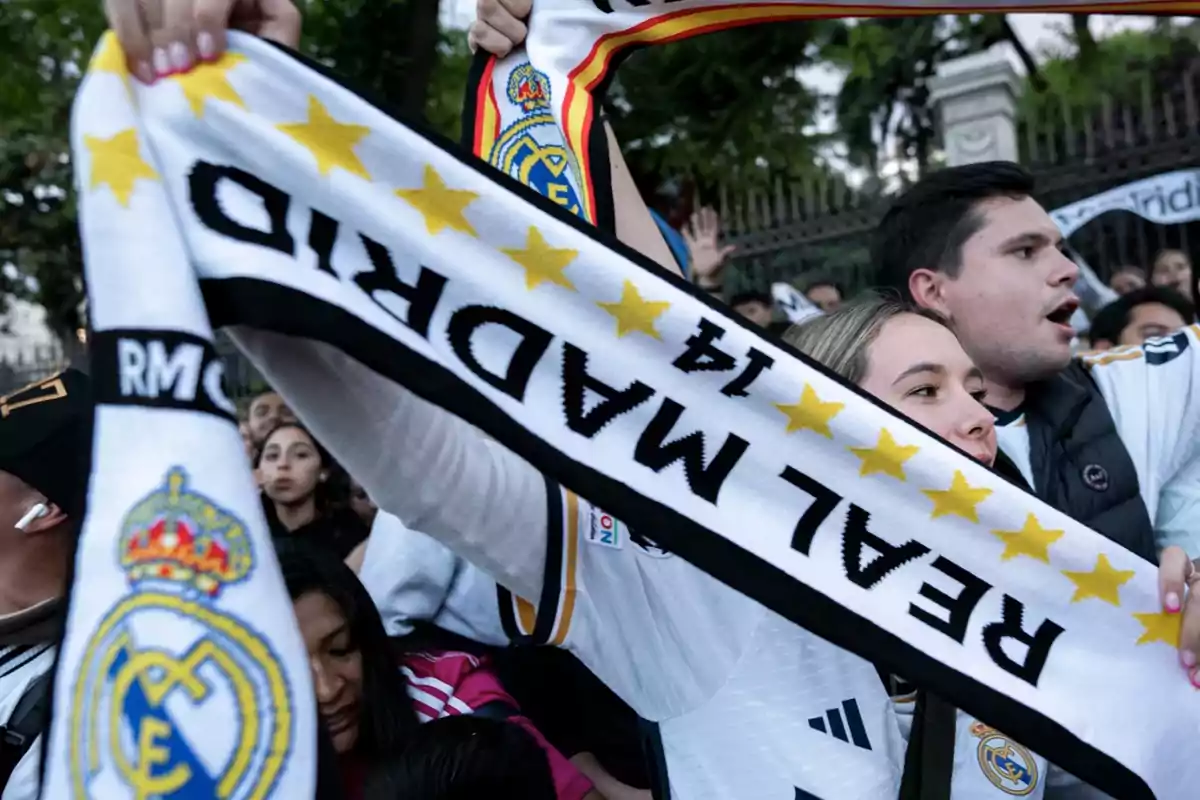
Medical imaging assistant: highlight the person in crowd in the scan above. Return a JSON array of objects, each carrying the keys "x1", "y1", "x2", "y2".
[
  {"x1": 1088, "y1": 287, "x2": 1195, "y2": 351},
  {"x1": 235, "y1": 277, "x2": 1200, "y2": 799},
  {"x1": 257, "y1": 421, "x2": 369, "y2": 559},
  {"x1": 369, "y1": 715, "x2": 557, "y2": 800},
  {"x1": 803, "y1": 278, "x2": 844, "y2": 312},
  {"x1": 0, "y1": 369, "x2": 92, "y2": 800},
  {"x1": 246, "y1": 388, "x2": 298, "y2": 446},
  {"x1": 354, "y1": 512, "x2": 653, "y2": 800},
  {"x1": 275, "y1": 537, "x2": 598, "y2": 800},
  {"x1": 1150, "y1": 248, "x2": 1194, "y2": 302},
  {"x1": 784, "y1": 298, "x2": 1110, "y2": 798},
  {"x1": 871, "y1": 161, "x2": 1200, "y2": 575},
  {"x1": 727, "y1": 290, "x2": 775, "y2": 327},
  {"x1": 1108, "y1": 265, "x2": 1145, "y2": 295}
]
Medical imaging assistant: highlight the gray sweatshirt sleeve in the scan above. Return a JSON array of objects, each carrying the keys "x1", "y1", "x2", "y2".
[{"x1": 228, "y1": 327, "x2": 548, "y2": 601}]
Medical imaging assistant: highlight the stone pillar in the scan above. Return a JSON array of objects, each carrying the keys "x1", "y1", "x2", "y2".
[{"x1": 928, "y1": 43, "x2": 1025, "y2": 166}]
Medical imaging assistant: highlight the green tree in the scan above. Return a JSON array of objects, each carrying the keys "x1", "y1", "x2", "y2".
[{"x1": 604, "y1": 21, "x2": 836, "y2": 195}]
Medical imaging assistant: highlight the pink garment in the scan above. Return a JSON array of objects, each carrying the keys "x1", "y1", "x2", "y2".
[{"x1": 401, "y1": 650, "x2": 594, "y2": 800}]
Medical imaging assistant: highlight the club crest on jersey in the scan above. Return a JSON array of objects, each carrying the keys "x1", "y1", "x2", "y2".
[
  {"x1": 69, "y1": 467, "x2": 292, "y2": 800},
  {"x1": 971, "y1": 721, "x2": 1038, "y2": 796},
  {"x1": 490, "y1": 61, "x2": 585, "y2": 219}
]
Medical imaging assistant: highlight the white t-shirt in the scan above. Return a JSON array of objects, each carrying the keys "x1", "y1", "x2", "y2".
[{"x1": 994, "y1": 325, "x2": 1200, "y2": 558}]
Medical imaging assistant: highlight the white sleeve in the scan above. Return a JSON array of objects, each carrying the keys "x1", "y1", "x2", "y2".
[
  {"x1": 358, "y1": 511, "x2": 511, "y2": 646},
  {"x1": 227, "y1": 328, "x2": 548, "y2": 601},
  {"x1": 520, "y1": 485, "x2": 761, "y2": 721},
  {"x1": 1081, "y1": 324, "x2": 1200, "y2": 527},
  {"x1": 1152, "y1": 458, "x2": 1200, "y2": 559}
]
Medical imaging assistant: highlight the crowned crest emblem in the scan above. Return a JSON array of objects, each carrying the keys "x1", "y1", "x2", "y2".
[
  {"x1": 118, "y1": 467, "x2": 253, "y2": 597},
  {"x1": 507, "y1": 63, "x2": 551, "y2": 112}
]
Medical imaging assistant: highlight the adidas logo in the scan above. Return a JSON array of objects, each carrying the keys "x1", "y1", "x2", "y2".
[{"x1": 807, "y1": 698, "x2": 871, "y2": 750}]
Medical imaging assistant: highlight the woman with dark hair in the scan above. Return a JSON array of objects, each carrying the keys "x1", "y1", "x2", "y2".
[
  {"x1": 256, "y1": 421, "x2": 368, "y2": 558},
  {"x1": 274, "y1": 538, "x2": 599, "y2": 800}
]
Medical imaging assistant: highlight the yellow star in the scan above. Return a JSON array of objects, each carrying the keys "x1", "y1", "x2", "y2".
[
  {"x1": 395, "y1": 165, "x2": 479, "y2": 237},
  {"x1": 84, "y1": 129, "x2": 159, "y2": 207},
  {"x1": 171, "y1": 52, "x2": 246, "y2": 117},
  {"x1": 502, "y1": 227, "x2": 577, "y2": 291},
  {"x1": 922, "y1": 470, "x2": 993, "y2": 523},
  {"x1": 848, "y1": 428, "x2": 919, "y2": 480},
  {"x1": 277, "y1": 95, "x2": 372, "y2": 180},
  {"x1": 774, "y1": 385, "x2": 844, "y2": 438},
  {"x1": 88, "y1": 31, "x2": 127, "y2": 77},
  {"x1": 1133, "y1": 610, "x2": 1182, "y2": 648},
  {"x1": 1062, "y1": 554, "x2": 1135, "y2": 606},
  {"x1": 597, "y1": 280, "x2": 671, "y2": 340},
  {"x1": 990, "y1": 513, "x2": 1064, "y2": 564}
]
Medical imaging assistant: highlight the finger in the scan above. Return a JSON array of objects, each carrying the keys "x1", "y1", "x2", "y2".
[
  {"x1": 719, "y1": 244, "x2": 737, "y2": 259},
  {"x1": 105, "y1": 0, "x2": 156, "y2": 82},
  {"x1": 1181, "y1": 587, "x2": 1200, "y2": 674},
  {"x1": 470, "y1": 20, "x2": 515, "y2": 58},
  {"x1": 701, "y1": 206, "x2": 718, "y2": 236},
  {"x1": 1159, "y1": 545, "x2": 1190, "y2": 614},
  {"x1": 478, "y1": 0, "x2": 528, "y2": 48},
  {"x1": 155, "y1": 0, "x2": 198, "y2": 76},
  {"x1": 192, "y1": 0, "x2": 232, "y2": 61},
  {"x1": 499, "y1": 0, "x2": 533, "y2": 16},
  {"x1": 253, "y1": 0, "x2": 302, "y2": 49}
]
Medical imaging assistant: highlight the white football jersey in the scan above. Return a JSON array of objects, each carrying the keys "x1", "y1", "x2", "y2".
[{"x1": 994, "y1": 324, "x2": 1200, "y2": 558}]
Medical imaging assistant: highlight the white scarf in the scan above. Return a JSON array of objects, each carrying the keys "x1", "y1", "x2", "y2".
[
  {"x1": 61, "y1": 32, "x2": 1199, "y2": 799},
  {"x1": 41, "y1": 34, "x2": 317, "y2": 800}
]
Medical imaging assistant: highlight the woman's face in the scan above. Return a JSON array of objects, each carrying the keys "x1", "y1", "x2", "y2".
[
  {"x1": 859, "y1": 314, "x2": 997, "y2": 466},
  {"x1": 259, "y1": 427, "x2": 323, "y2": 505},
  {"x1": 294, "y1": 591, "x2": 363, "y2": 754},
  {"x1": 1152, "y1": 251, "x2": 1193, "y2": 297}
]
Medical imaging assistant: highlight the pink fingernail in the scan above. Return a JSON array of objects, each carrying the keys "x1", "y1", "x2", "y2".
[
  {"x1": 152, "y1": 47, "x2": 171, "y2": 77},
  {"x1": 197, "y1": 31, "x2": 216, "y2": 61},
  {"x1": 168, "y1": 41, "x2": 192, "y2": 72},
  {"x1": 1190, "y1": 667, "x2": 1200, "y2": 689},
  {"x1": 1182, "y1": 649, "x2": 1197, "y2": 668},
  {"x1": 1166, "y1": 592, "x2": 1182, "y2": 613},
  {"x1": 135, "y1": 61, "x2": 155, "y2": 84}
]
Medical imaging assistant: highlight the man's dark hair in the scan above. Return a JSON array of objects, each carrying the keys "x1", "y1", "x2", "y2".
[
  {"x1": 803, "y1": 277, "x2": 844, "y2": 296},
  {"x1": 1088, "y1": 286, "x2": 1196, "y2": 346},
  {"x1": 366, "y1": 715, "x2": 556, "y2": 800},
  {"x1": 729, "y1": 290, "x2": 772, "y2": 308},
  {"x1": 871, "y1": 162, "x2": 1036, "y2": 300}
]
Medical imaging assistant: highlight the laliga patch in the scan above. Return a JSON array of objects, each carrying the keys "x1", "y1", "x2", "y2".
[{"x1": 586, "y1": 508, "x2": 623, "y2": 549}]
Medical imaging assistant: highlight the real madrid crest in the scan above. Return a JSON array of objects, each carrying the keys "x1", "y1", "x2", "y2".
[
  {"x1": 489, "y1": 60, "x2": 586, "y2": 219},
  {"x1": 970, "y1": 721, "x2": 1039, "y2": 796},
  {"x1": 69, "y1": 467, "x2": 292, "y2": 799}
]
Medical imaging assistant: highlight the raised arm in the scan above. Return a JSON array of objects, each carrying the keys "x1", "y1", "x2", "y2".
[{"x1": 229, "y1": 327, "x2": 549, "y2": 601}]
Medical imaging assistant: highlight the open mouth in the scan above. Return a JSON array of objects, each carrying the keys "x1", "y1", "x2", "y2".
[{"x1": 1045, "y1": 297, "x2": 1080, "y2": 327}]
